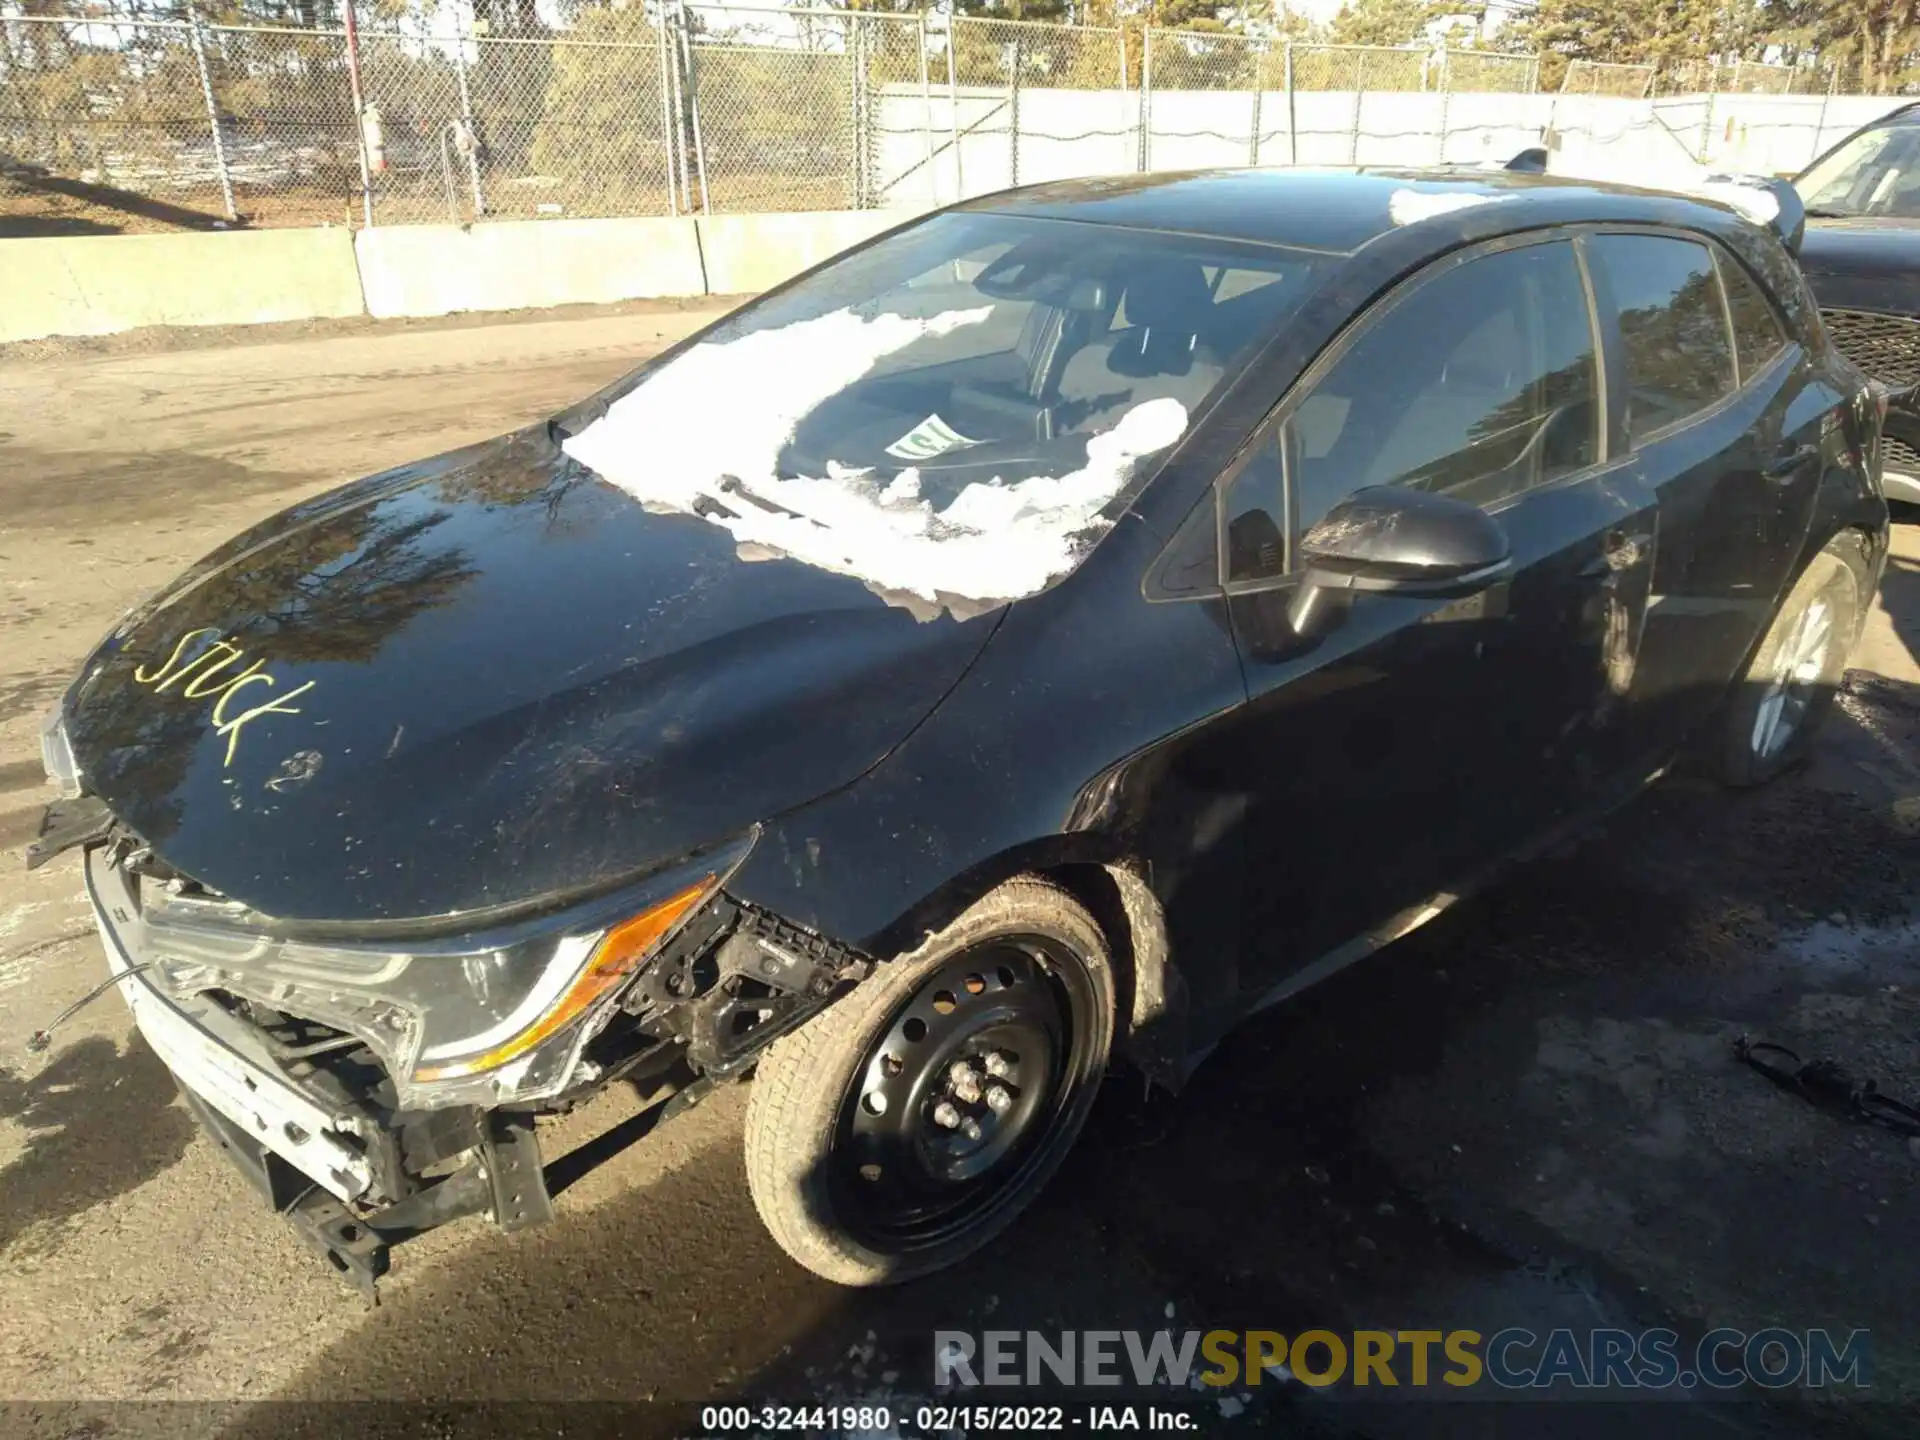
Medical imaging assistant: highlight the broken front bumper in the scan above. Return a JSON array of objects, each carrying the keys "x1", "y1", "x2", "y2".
[
  {"x1": 78, "y1": 839, "x2": 869, "y2": 1296},
  {"x1": 83, "y1": 848, "x2": 550, "y2": 1298}
]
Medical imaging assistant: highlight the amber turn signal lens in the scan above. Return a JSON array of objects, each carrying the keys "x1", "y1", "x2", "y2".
[{"x1": 413, "y1": 878, "x2": 713, "y2": 1083}]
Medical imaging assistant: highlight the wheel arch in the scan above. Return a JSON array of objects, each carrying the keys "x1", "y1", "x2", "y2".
[
  {"x1": 736, "y1": 824, "x2": 1195, "y2": 1093},
  {"x1": 876, "y1": 848, "x2": 1192, "y2": 1093},
  {"x1": 1029, "y1": 860, "x2": 1190, "y2": 1093}
]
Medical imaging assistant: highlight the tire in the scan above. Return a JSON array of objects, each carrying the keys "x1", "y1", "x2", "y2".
[
  {"x1": 744, "y1": 877, "x2": 1116, "y2": 1286},
  {"x1": 1713, "y1": 534, "x2": 1869, "y2": 787}
]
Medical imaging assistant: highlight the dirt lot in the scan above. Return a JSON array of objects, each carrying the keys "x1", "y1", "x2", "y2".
[{"x1": 0, "y1": 308, "x2": 1916, "y2": 1438}]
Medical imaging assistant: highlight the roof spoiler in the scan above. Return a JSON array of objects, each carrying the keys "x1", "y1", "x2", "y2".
[
  {"x1": 1700, "y1": 173, "x2": 1806, "y2": 255},
  {"x1": 1504, "y1": 149, "x2": 1805, "y2": 255}
]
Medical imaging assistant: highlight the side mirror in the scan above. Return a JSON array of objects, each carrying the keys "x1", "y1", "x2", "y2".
[{"x1": 1287, "y1": 486, "x2": 1512, "y2": 634}]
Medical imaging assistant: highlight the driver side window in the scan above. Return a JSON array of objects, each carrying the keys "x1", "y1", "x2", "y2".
[{"x1": 1283, "y1": 239, "x2": 1602, "y2": 536}]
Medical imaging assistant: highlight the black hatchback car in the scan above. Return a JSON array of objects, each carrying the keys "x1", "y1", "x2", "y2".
[{"x1": 34, "y1": 168, "x2": 1891, "y2": 1293}]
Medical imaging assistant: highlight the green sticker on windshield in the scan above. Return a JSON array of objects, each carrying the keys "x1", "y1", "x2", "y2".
[{"x1": 886, "y1": 413, "x2": 982, "y2": 462}]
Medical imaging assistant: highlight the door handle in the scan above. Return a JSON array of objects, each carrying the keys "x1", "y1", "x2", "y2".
[
  {"x1": 1576, "y1": 530, "x2": 1653, "y2": 580},
  {"x1": 1764, "y1": 443, "x2": 1819, "y2": 481}
]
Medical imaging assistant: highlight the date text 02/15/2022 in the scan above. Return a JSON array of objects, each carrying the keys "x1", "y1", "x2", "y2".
[{"x1": 699, "y1": 1405, "x2": 1197, "y2": 1432}]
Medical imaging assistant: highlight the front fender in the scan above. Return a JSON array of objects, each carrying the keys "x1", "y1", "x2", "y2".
[{"x1": 725, "y1": 520, "x2": 1250, "y2": 1086}]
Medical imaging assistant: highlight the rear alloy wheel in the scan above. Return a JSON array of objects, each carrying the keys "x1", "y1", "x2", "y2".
[
  {"x1": 744, "y1": 878, "x2": 1114, "y2": 1285},
  {"x1": 1715, "y1": 536, "x2": 1867, "y2": 787}
]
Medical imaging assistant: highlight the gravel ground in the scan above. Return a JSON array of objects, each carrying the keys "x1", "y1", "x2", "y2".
[{"x1": 0, "y1": 309, "x2": 1915, "y2": 1438}]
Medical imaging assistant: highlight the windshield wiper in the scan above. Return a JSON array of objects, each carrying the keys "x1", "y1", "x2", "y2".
[
  {"x1": 1802, "y1": 206, "x2": 1857, "y2": 219},
  {"x1": 717, "y1": 475, "x2": 810, "y2": 521}
]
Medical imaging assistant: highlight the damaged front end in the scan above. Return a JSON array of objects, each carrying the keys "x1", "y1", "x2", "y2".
[{"x1": 67, "y1": 820, "x2": 870, "y2": 1298}]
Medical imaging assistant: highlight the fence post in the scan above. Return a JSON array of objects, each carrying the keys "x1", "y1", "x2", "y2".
[
  {"x1": 341, "y1": 0, "x2": 374, "y2": 226},
  {"x1": 1285, "y1": 40, "x2": 1296, "y2": 165},
  {"x1": 663, "y1": 3, "x2": 706, "y2": 215},
  {"x1": 1008, "y1": 29, "x2": 1021, "y2": 187},
  {"x1": 1249, "y1": 43, "x2": 1262, "y2": 166},
  {"x1": 1542, "y1": 59, "x2": 1562, "y2": 149},
  {"x1": 1698, "y1": 80, "x2": 1716, "y2": 163},
  {"x1": 1526, "y1": 55, "x2": 1539, "y2": 94},
  {"x1": 918, "y1": 14, "x2": 936, "y2": 207},
  {"x1": 185, "y1": 7, "x2": 236, "y2": 222},
  {"x1": 1810, "y1": 66, "x2": 1835, "y2": 165},
  {"x1": 681, "y1": 0, "x2": 710, "y2": 213},
  {"x1": 665, "y1": 9, "x2": 687, "y2": 212},
  {"x1": 1349, "y1": 50, "x2": 1363, "y2": 164},
  {"x1": 947, "y1": 18, "x2": 964, "y2": 198},
  {"x1": 1435, "y1": 46, "x2": 1450, "y2": 164},
  {"x1": 1137, "y1": 28, "x2": 1151, "y2": 171},
  {"x1": 452, "y1": 29, "x2": 485, "y2": 219},
  {"x1": 658, "y1": 16, "x2": 679, "y2": 215},
  {"x1": 848, "y1": 15, "x2": 863, "y2": 208}
]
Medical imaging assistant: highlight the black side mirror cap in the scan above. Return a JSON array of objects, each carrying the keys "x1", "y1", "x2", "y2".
[
  {"x1": 1298, "y1": 486, "x2": 1513, "y2": 596},
  {"x1": 1286, "y1": 487, "x2": 1511, "y2": 637}
]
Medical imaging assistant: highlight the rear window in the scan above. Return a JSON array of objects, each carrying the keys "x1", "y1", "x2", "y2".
[
  {"x1": 1589, "y1": 234, "x2": 1735, "y2": 445},
  {"x1": 1717, "y1": 252, "x2": 1789, "y2": 381},
  {"x1": 564, "y1": 212, "x2": 1329, "y2": 610}
]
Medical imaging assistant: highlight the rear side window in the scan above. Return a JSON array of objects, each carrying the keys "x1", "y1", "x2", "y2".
[
  {"x1": 1716, "y1": 252, "x2": 1788, "y2": 381},
  {"x1": 1589, "y1": 234, "x2": 1734, "y2": 444},
  {"x1": 1285, "y1": 239, "x2": 1602, "y2": 532}
]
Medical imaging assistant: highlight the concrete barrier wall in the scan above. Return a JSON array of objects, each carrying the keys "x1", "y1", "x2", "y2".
[
  {"x1": 0, "y1": 227, "x2": 363, "y2": 345},
  {"x1": 0, "y1": 209, "x2": 927, "y2": 342},
  {"x1": 695, "y1": 210, "x2": 911, "y2": 295},
  {"x1": 702, "y1": 208, "x2": 925, "y2": 295},
  {"x1": 355, "y1": 216, "x2": 707, "y2": 319}
]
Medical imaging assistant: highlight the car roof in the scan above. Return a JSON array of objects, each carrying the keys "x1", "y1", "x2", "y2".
[{"x1": 955, "y1": 166, "x2": 1761, "y2": 257}]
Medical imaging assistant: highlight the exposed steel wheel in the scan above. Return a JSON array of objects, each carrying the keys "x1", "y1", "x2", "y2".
[
  {"x1": 1715, "y1": 533, "x2": 1869, "y2": 787},
  {"x1": 744, "y1": 878, "x2": 1115, "y2": 1285}
]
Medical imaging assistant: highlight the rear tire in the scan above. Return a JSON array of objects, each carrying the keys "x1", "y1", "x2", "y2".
[
  {"x1": 1713, "y1": 535, "x2": 1868, "y2": 787},
  {"x1": 744, "y1": 878, "x2": 1115, "y2": 1286}
]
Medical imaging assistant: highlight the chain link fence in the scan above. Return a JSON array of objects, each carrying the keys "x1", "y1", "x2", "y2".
[
  {"x1": 1139, "y1": 29, "x2": 1264, "y2": 171},
  {"x1": 1558, "y1": 59, "x2": 1657, "y2": 97},
  {"x1": 0, "y1": 6, "x2": 1904, "y2": 237},
  {"x1": 1657, "y1": 58, "x2": 1833, "y2": 96}
]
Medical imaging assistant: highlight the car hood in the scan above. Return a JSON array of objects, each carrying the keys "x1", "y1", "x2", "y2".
[
  {"x1": 1798, "y1": 217, "x2": 1920, "y2": 312},
  {"x1": 61, "y1": 427, "x2": 1001, "y2": 925}
]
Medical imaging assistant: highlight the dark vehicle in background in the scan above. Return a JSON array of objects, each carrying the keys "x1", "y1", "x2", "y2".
[
  {"x1": 33, "y1": 168, "x2": 1889, "y2": 1295},
  {"x1": 1796, "y1": 101, "x2": 1920, "y2": 504}
]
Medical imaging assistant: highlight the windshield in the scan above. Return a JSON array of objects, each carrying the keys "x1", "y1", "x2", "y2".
[
  {"x1": 563, "y1": 211, "x2": 1328, "y2": 613},
  {"x1": 1797, "y1": 122, "x2": 1920, "y2": 217}
]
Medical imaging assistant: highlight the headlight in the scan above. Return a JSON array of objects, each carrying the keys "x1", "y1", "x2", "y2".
[
  {"x1": 40, "y1": 701, "x2": 81, "y2": 798},
  {"x1": 139, "y1": 831, "x2": 755, "y2": 1109}
]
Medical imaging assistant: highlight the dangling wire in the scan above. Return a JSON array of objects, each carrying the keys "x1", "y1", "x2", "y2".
[{"x1": 27, "y1": 965, "x2": 154, "y2": 1054}]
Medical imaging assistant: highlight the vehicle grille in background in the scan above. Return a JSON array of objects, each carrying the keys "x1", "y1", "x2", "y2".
[
  {"x1": 1821, "y1": 308, "x2": 1920, "y2": 388},
  {"x1": 1884, "y1": 435, "x2": 1920, "y2": 475}
]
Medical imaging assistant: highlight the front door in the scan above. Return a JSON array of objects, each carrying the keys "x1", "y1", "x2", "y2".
[{"x1": 1212, "y1": 235, "x2": 1661, "y2": 996}]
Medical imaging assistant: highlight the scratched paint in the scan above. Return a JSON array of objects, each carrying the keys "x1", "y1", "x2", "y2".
[{"x1": 130, "y1": 628, "x2": 316, "y2": 767}]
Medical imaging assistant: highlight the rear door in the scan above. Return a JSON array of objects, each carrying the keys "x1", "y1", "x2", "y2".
[
  {"x1": 1582, "y1": 231, "x2": 1828, "y2": 748},
  {"x1": 1213, "y1": 235, "x2": 1663, "y2": 995}
]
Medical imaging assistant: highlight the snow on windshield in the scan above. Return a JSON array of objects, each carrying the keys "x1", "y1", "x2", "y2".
[{"x1": 562, "y1": 304, "x2": 1188, "y2": 614}]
